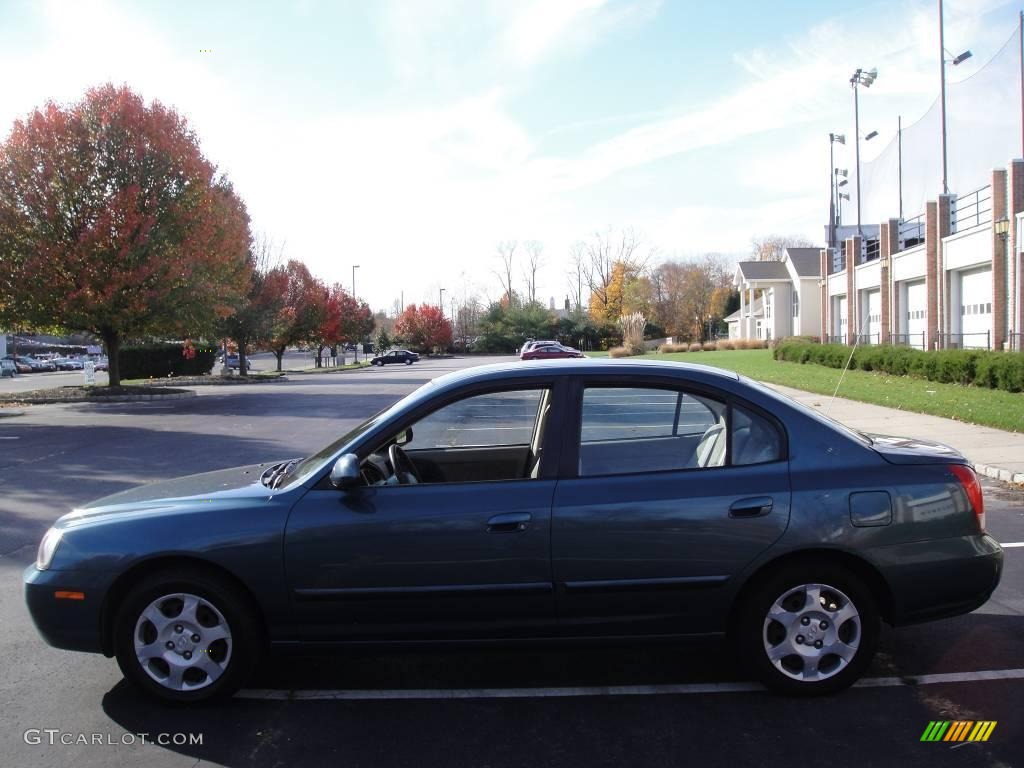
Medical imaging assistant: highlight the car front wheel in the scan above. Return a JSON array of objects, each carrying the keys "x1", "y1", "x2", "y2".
[
  {"x1": 405, "y1": 359, "x2": 413, "y2": 365},
  {"x1": 113, "y1": 567, "x2": 261, "y2": 704},
  {"x1": 737, "y1": 562, "x2": 879, "y2": 696}
]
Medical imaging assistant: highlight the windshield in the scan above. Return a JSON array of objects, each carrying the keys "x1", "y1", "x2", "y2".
[{"x1": 275, "y1": 380, "x2": 437, "y2": 488}]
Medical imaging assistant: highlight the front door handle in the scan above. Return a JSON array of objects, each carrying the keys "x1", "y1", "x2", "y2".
[
  {"x1": 486, "y1": 512, "x2": 532, "y2": 533},
  {"x1": 729, "y1": 496, "x2": 774, "y2": 518}
]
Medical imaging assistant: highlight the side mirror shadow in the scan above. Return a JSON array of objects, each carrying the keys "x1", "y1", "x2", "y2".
[{"x1": 329, "y1": 453, "x2": 361, "y2": 489}]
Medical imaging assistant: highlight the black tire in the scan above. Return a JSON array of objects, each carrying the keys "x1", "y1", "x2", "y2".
[
  {"x1": 113, "y1": 566, "x2": 262, "y2": 704},
  {"x1": 736, "y1": 561, "x2": 879, "y2": 696},
  {"x1": 405, "y1": 359, "x2": 413, "y2": 365}
]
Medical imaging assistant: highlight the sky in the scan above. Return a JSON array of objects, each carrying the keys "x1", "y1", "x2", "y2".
[{"x1": 0, "y1": 0, "x2": 1020, "y2": 313}]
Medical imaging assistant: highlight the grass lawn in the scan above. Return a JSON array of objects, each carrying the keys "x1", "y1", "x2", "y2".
[{"x1": 586, "y1": 348, "x2": 1024, "y2": 433}]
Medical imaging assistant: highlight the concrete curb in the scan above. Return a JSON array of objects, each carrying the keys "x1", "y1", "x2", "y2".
[
  {"x1": 12, "y1": 390, "x2": 198, "y2": 405},
  {"x1": 0, "y1": 409, "x2": 26, "y2": 418},
  {"x1": 974, "y1": 462, "x2": 1024, "y2": 487}
]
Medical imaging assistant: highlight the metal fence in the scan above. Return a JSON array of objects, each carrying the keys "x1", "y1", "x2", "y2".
[
  {"x1": 898, "y1": 213, "x2": 926, "y2": 251},
  {"x1": 1005, "y1": 332, "x2": 1023, "y2": 351},
  {"x1": 854, "y1": 333, "x2": 879, "y2": 345},
  {"x1": 937, "y1": 331, "x2": 992, "y2": 350},
  {"x1": 951, "y1": 185, "x2": 993, "y2": 233},
  {"x1": 891, "y1": 332, "x2": 926, "y2": 349},
  {"x1": 830, "y1": 250, "x2": 846, "y2": 274}
]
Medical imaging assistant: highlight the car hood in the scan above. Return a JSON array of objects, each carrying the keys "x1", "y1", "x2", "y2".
[
  {"x1": 867, "y1": 433, "x2": 965, "y2": 465},
  {"x1": 69, "y1": 462, "x2": 279, "y2": 519}
]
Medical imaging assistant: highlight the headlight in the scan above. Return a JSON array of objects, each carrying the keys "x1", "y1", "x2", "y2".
[{"x1": 36, "y1": 527, "x2": 63, "y2": 570}]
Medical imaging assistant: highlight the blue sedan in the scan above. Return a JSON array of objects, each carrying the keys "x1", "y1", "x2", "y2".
[{"x1": 25, "y1": 359, "x2": 1002, "y2": 702}]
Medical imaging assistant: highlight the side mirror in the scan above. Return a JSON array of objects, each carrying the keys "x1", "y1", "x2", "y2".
[
  {"x1": 396, "y1": 427, "x2": 413, "y2": 446},
  {"x1": 329, "y1": 453, "x2": 361, "y2": 489}
]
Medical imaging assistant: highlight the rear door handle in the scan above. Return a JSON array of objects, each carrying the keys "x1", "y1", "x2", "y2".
[
  {"x1": 729, "y1": 496, "x2": 773, "y2": 518},
  {"x1": 486, "y1": 512, "x2": 532, "y2": 532}
]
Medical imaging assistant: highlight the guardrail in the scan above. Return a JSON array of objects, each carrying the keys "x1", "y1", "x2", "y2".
[
  {"x1": 898, "y1": 213, "x2": 925, "y2": 251},
  {"x1": 891, "y1": 332, "x2": 926, "y2": 349},
  {"x1": 951, "y1": 185, "x2": 992, "y2": 233},
  {"x1": 937, "y1": 331, "x2": 991, "y2": 350}
]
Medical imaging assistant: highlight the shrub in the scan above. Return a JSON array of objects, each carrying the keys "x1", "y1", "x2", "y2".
[
  {"x1": 774, "y1": 341, "x2": 1024, "y2": 392},
  {"x1": 688, "y1": 343, "x2": 703, "y2": 352},
  {"x1": 118, "y1": 343, "x2": 217, "y2": 380},
  {"x1": 717, "y1": 340, "x2": 735, "y2": 350},
  {"x1": 702, "y1": 342, "x2": 717, "y2": 351},
  {"x1": 608, "y1": 346, "x2": 632, "y2": 358}
]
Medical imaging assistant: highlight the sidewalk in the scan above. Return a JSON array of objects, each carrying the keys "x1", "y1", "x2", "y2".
[{"x1": 769, "y1": 383, "x2": 1024, "y2": 484}]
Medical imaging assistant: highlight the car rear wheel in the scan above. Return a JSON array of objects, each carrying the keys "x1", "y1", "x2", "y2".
[
  {"x1": 113, "y1": 567, "x2": 261, "y2": 704},
  {"x1": 405, "y1": 359, "x2": 413, "y2": 365},
  {"x1": 737, "y1": 562, "x2": 879, "y2": 696}
]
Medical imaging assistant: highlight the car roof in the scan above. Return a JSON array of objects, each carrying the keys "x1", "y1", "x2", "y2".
[{"x1": 431, "y1": 358, "x2": 740, "y2": 389}]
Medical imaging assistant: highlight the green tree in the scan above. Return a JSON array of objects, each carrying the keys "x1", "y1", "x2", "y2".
[{"x1": 374, "y1": 328, "x2": 392, "y2": 355}]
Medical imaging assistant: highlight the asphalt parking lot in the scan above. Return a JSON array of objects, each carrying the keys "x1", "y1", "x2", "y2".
[{"x1": 1, "y1": 355, "x2": 1021, "y2": 767}]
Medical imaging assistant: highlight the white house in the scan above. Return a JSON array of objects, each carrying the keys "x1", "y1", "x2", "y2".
[{"x1": 728, "y1": 247, "x2": 822, "y2": 340}]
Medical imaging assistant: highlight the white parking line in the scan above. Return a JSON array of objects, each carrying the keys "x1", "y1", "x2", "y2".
[
  {"x1": 1000, "y1": 542, "x2": 1024, "y2": 548},
  {"x1": 236, "y1": 667, "x2": 1024, "y2": 701}
]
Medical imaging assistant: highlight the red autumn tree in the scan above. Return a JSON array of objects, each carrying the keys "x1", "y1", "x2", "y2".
[
  {"x1": 313, "y1": 284, "x2": 375, "y2": 365},
  {"x1": 0, "y1": 83, "x2": 252, "y2": 385},
  {"x1": 394, "y1": 303, "x2": 453, "y2": 353},
  {"x1": 266, "y1": 260, "x2": 325, "y2": 371}
]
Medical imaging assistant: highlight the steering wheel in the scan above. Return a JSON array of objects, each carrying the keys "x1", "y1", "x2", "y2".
[{"x1": 388, "y1": 444, "x2": 422, "y2": 485}]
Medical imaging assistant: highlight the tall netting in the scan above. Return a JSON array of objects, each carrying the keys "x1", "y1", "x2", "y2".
[{"x1": 856, "y1": 25, "x2": 1022, "y2": 224}]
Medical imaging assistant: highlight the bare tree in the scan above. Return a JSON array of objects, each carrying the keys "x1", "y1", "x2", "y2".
[
  {"x1": 494, "y1": 240, "x2": 518, "y2": 305},
  {"x1": 581, "y1": 227, "x2": 647, "y2": 318},
  {"x1": 521, "y1": 240, "x2": 544, "y2": 305},
  {"x1": 751, "y1": 235, "x2": 814, "y2": 262},
  {"x1": 652, "y1": 254, "x2": 732, "y2": 341},
  {"x1": 567, "y1": 241, "x2": 586, "y2": 311}
]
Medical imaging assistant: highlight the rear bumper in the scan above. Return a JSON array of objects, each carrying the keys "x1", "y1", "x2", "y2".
[
  {"x1": 23, "y1": 566, "x2": 110, "y2": 655},
  {"x1": 870, "y1": 534, "x2": 1003, "y2": 625}
]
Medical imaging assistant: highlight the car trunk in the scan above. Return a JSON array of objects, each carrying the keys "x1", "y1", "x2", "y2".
[{"x1": 867, "y1": 433, "x2": 967, "y2": 465}]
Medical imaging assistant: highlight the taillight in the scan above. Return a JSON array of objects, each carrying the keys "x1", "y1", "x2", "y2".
[{"x1": 949, "y1": 464, "x2": 985, "y2": 532}]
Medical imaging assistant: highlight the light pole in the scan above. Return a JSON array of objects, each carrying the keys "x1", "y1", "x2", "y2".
[
  {"x1": 352, "y1": 265, "x2": 360, "y2": 362},
  {"x1": 938, "y1": 0, "x2": 972, "y2": 195},
  {"x1": 439, "y1": 288, "x2": 445, "y2": 313},
  {"x1": 829, "y1": 133, "x2": 845, "y2": 251},
  {"x1": 850, "y1": 67, "x2": 877, "y2": 240}
]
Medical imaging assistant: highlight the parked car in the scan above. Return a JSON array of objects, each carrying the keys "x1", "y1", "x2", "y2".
[
  {"x1": 220, "y1": 354, "x2": 250, "y2": 371},
  {"x1": 521, "y1": 343, "x2": 585, "y2": 360},
  {"x1": 24, "y1": 359, "x2": 1002, "y2": 703},
  {"x1": 92, "y1": 358, "x2": 109, "y2": 372},
  {"x1": 370, "y1": 349, "x2": 419, "y2": 366},
  {"x1": 0, "y1": 359, "x2": 17, "y2": 377},
  {"x1": 520, "y1": 339, "x2": 557, "y2": 356},
  {"x1": 52, "y1": 357, "x2": 84, "y2": 371},
  {"x1": 2, "y1": 354, "x2": 50, "y2": 372}
]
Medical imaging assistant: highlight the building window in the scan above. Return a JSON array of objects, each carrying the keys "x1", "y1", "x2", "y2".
[{"x1": 792, "y1": 292, "x2": 800, "y2": 318}]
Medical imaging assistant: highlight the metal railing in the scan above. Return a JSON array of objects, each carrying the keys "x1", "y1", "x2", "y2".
[
  {"x1": 898, "y1": 213, "x2": 925, "y2": 251},
  {"x1": 891, "y1": 332, "x2": 926, "y2": 349},
  {"x1": 831, "y1": 251, "x2": 846, "y2": 274},
  {"x1": 950, "y1": 185, "x2": 992, "y2": 233},
  {"x1": 1008, "y1": 332, "x2": 1024, "y2": 351},
  {"x1": 937, "y1": 331, "x2": 991, "y2": 350},
  {"x1": 861, "y1": 239, "x2": 880, "y2": 263},
  {"x1": 824, "y1": 334, "x2": 846, "y2": 344},
  {"x1": 854, "y1": 333, "x2": 879, "y2": 345}
]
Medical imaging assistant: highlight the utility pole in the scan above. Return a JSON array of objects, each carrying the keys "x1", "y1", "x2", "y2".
[
  {"x1": 939, "y1": 0, "x2": 948, "y2": 194},
  {"x1": 352, "y1": 265, "x2": 360, "y2": 362}
]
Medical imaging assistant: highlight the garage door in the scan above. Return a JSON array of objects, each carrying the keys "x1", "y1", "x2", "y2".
[
  {"x1": 865, "y1": 290, "x2": 880, "y2": 343},
  {"x1": 905, "y1": 281, "x2": 926, "y2": 349},
  {"x1": 959, "y1": 267, "x2": 992, "y2": 348}
]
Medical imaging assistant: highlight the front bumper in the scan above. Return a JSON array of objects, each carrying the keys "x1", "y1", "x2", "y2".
[
  {"x1": 23, "y1": 566, "x2": 111, "y2": 655},
  {"x1": 870, "y1": 534, "x2": 1003, "y2": 625}
]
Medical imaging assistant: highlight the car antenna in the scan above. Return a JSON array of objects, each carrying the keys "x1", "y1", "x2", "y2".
[{"x1": 825, "y1": 314, "x2": 867, "y2": 417}]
